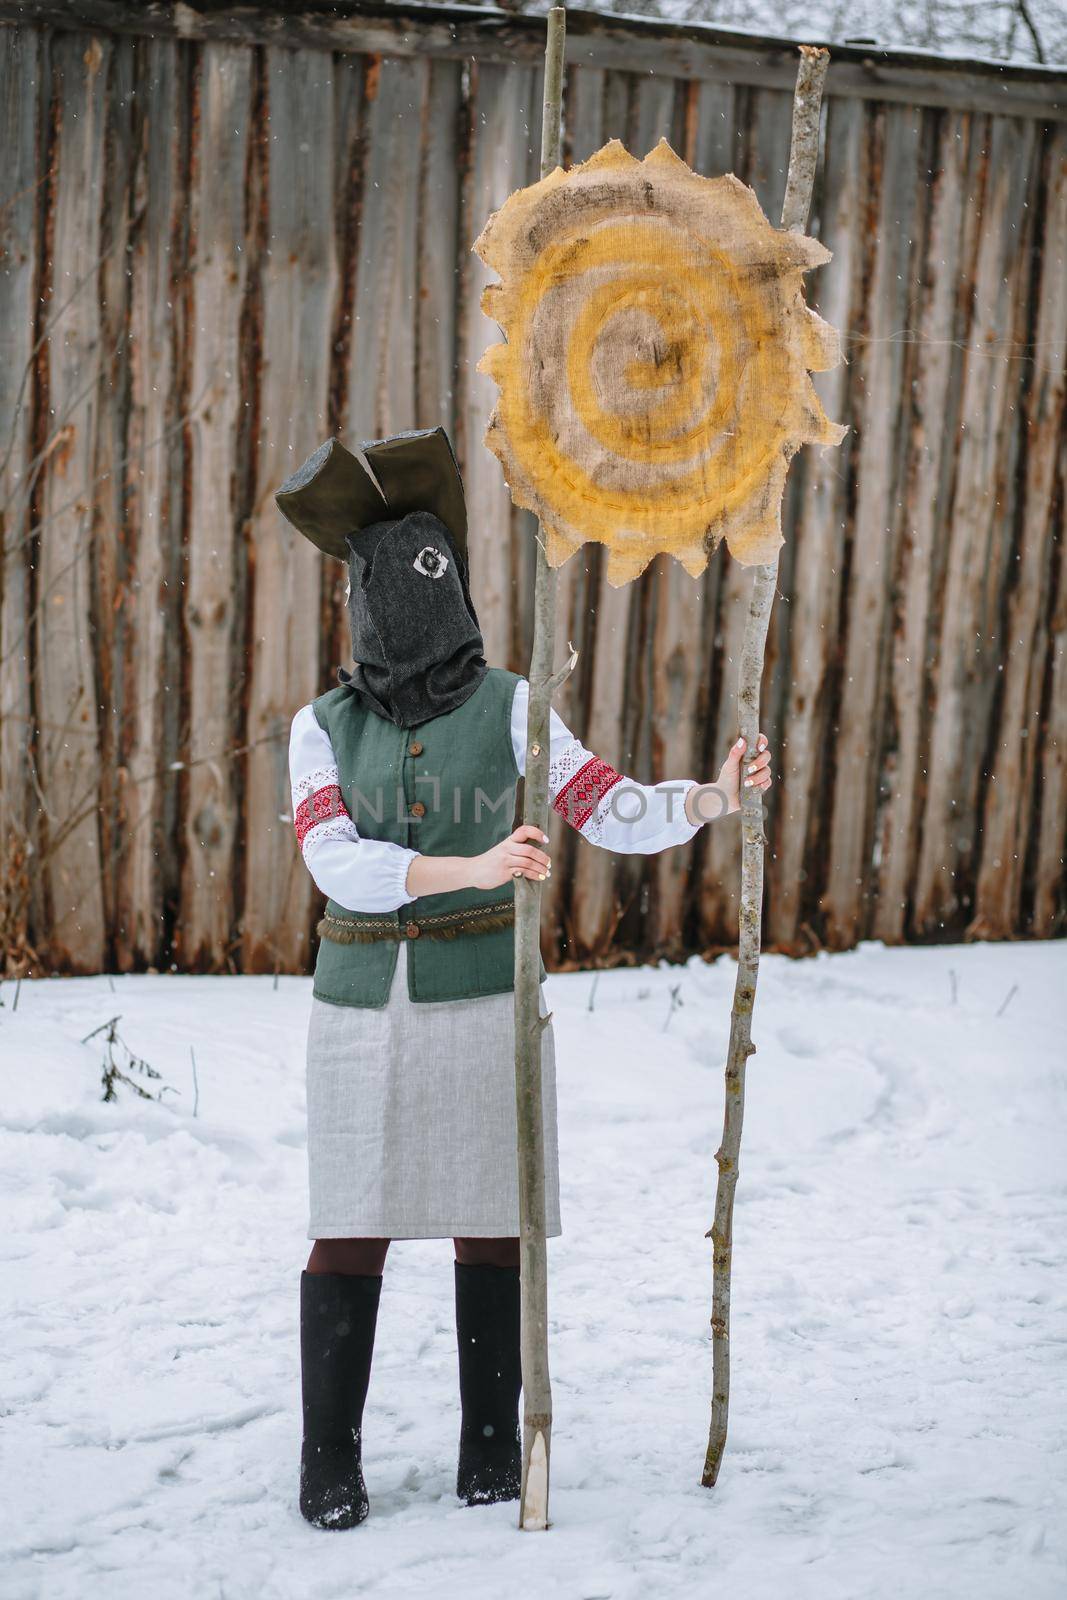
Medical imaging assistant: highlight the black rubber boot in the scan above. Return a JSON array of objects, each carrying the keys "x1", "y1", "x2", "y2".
[
  {"x1": 299, "y1": 1270, "x2": 382, "y2": 1529},
  {"x1": 454, "y1": 1262, "x2": 522, "y2": 1505}
]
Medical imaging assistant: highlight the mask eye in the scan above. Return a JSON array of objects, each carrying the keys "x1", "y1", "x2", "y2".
[{"x1": 413, "y1": 545, "x2": 449, "y2": 579}]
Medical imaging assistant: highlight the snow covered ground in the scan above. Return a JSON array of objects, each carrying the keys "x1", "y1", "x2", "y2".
[{"x1": 2, "y1": 940, "x2": 1065, "y2": 1600}]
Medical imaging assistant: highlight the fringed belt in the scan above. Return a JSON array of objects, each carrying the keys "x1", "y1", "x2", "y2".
[{"x1": 317, "y1": 899, "x2": 515, "y2": 946}]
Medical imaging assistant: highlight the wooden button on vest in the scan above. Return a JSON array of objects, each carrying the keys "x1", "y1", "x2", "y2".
[
  {"x1": 410, "y1": 800, "x2": 426, "y2": 818},
  {"x1": 408, "y1": 740, "x2": 423, "y2": 757},
  {"x1": 405, "y1": 922, "x2": 420, "y2": 938}
]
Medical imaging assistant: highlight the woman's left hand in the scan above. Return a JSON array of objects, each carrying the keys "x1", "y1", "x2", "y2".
[{"x1": 685, "y1": 733, "x2": 773, "y2": 824}]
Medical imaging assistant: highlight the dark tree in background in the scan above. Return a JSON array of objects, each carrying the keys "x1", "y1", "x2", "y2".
[{"x1": 494, "y1": 0, "x2": 1058, "y2": 67}]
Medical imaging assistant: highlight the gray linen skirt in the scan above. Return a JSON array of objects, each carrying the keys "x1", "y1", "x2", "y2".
[{"x1": 305, "y1": 942, "x2": 562, "y2": 1239}]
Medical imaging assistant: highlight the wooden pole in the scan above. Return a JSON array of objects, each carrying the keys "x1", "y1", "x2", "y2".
[
  {"x1": 702, "y1": 43, "x2": 830, "y2": 1491},
  {"x1": 514, "y1": 2, "x2": 567, "y2": 1534}
]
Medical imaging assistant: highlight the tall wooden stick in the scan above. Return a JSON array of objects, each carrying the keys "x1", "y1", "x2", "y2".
[
  {"x1": 702, "y1": 44, "x2": 830, "y2": 1491},
  {"x1": 514, "y1": 3, "x2": 567, "y2": 1534}
]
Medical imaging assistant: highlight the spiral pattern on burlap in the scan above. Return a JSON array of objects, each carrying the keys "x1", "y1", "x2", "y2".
[{"x1": 475, "y1": 139, "x2": 845, "y2": 584}]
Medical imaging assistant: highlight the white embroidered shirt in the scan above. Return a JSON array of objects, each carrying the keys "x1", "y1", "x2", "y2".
[{"x1": 288, "y1": 678, "x2": 701, "y2": 912}]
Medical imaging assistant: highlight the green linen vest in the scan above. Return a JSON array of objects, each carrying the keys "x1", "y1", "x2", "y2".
[{"x1": 310, "y1": 667, "x2": 541, "y2": 1008}]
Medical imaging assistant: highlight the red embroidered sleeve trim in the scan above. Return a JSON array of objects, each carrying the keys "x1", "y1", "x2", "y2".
[
  {"x1": 552, "y1": 757, "x2": 623, "y2": 832},
  {"x1": 294, "y1": 784, "x2": 349, "y2": 848}
]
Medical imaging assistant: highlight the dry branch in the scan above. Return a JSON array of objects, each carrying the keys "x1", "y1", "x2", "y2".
[{"x1": 702, "y1": 44, "x2": 831, "y2": 1491}]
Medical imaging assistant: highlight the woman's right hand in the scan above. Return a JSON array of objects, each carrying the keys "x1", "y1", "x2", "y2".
[{"x1": 468, "y1": 825, "x2": 552, "y2": 890}]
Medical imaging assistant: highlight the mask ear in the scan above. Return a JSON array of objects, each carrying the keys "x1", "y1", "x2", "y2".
[
  {"x1": 361, "y1": 428, "x2": 467, "y2": 560},
  {"x1": 275, "y1": 438, "x2": 388, "y2": 559}
]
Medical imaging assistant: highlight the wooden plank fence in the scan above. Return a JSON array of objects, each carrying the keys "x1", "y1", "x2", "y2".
[{"x1": 1, "y1": 1, "x2": 1064, "y2": 976}]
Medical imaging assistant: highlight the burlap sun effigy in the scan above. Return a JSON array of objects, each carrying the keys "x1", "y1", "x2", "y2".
[{"x1": 474, "y1": 138, "x2": 846, "y2": 585}]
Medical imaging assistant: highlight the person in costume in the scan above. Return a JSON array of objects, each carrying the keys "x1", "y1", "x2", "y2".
[{"x1": 278, "y1": 428, "x2": 773, "y2": 1530}]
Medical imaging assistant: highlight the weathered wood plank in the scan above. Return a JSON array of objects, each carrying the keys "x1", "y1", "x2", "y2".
[
  {"x1": 347, "y1": 53, "x2": 426, "y2": 443},
  {"x1": 691, "y1": 90, "x2": 796, "y2": 952},
  {"x1": 510, "y1": 66, "x2": 551, "y2": 679},
  {"x1": 34, "y1": 30, "x2": 110, "y2": 971},
  {"x1": 745, "y1": 86, "x2": 795, "y2": 225},
  {"x1": 692, "y1": 86, "x2": 798, "y2": 951},
  {"x1": 695, "y1": 550, "x2": 747, "y2": 945},
  {"x1": 5, "y1": 2, "x2": 1063, "y2": 121},
  {"x1": 0, "y1": 23, "x2": 42, "y2": 965},
  {"x1": 416, "y1": 57, "x2": 462, "y2": 434},
  {"x1": 242, "y1": 45, "x2": 339, "y2": 973},
  {"x1": 537, "y1": 62, "x2": 603, "y2": 965},
  {"x1": 540, "y1": 544, "x2": 595, "y2": 968},
  {"x1": 871, "y1": 110, "x2": 970, "y2": 944},
  {"x1": 741, "y1": 84, "x2": 809, "y2": 935},
  {"x1": 562, "y1": 90, "x2": 637, "y2": 956},
  {"x1": 820, "y1": 103, "x2": 924, "y2": 948},
  {"x1": 1032, "y1": 435, "x2": 1067, "y2": 936},
  {"x1": 685, "y1": 70, "x2": 748, "y2": 951},
  {"x1": 568, "y1": 561, "x2": 635, "y2": 962},
  {"x1": 686, "y1": 492, "x2": 726, "y2": 951},
  {"x1": 620, "y1": 72, "x2": 685, "y2": 955},
  {"x1": 912, "y1": 116, "x2": 1037, "y2": 936},
  {"x1": 965, "y1": 126, "x2": 1043, "y2": 923},
  {"x1": 647, "y1": 73, "x2": 706, "y2": 959},
  {"x1": 118, "y1": 35, "x2": 190, "y2": 968},
  {"x1": 767, "y1": 93, "x2": 864, "y2": 951},
  {"x1": 459, "y1": 59, "x2": 536, "y2": 668},
  {"x1": 553, "y1": 58, "x2": 604, "y2": 727},
  {"x1": 323, "y1": 50, "x2": 364, "y2": 679},
  {"x1": 648, "y1": 551, "x2": 704, "y2": 957},
  {"x1": 180, "y1": 42, "x2": 252, "y2": 967},
  {"x1": 631, "y1": 61, "x2": 679, "y2": 156},
  {"x1": 566, "y1": 71, "x2": 673, "y2": 964},
  {"x1": 691, "y1": 73, "x2": 738, "y2": 178},
  {"x1": 600, "y1": 61, "x2": 630, "y2": 144},
  {"x1": 327, "y1": 48, "x2": 362, "y2": 441},
  {"x1": 1020, "y1": 134, "x2": 1067, "y2": 938},
  {"x1": 93, "y1": 33, "x2": 137, "y2": 960},
  {"x1": 971, "y1": 123, "x2": 1067, "y2": 938},
  {"x1": 893, "y1": 113, "x2": 987, "y2": 942},
  {"x1": 689, "y1": 77, "x2": 764, "y2": 953}
]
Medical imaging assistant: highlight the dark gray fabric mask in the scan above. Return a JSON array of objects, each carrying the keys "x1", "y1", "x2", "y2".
[{"x1": 338, "y1": 508, "x2": 487, "y2": 728}]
